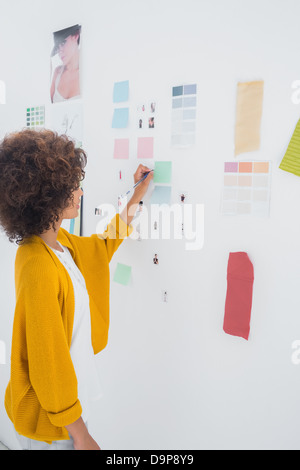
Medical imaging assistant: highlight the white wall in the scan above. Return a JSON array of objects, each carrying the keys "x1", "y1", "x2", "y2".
[{"x1": 1, "y1": 0, "x2": 300, "y2": 450}]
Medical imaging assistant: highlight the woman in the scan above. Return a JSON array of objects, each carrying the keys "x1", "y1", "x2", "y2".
[
  {"x1": 50, "y1": 25, "x2": 81, "y2": 103},
  {"x1": 0, "y1": 129, "x2": 153, "y2": 450}
]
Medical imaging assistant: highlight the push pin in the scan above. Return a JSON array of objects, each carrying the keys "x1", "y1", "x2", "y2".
[
  {"x1": 136, "y1": 226, "x2": 142, "y2": 242},
  {"x1": 153, "y1": 253, "x2": 159, "y2": 265},
  {"x1": 149, "y1": 117, "x2": 155, "y2": 128}
]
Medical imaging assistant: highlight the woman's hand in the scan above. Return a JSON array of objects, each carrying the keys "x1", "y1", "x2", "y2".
[
  {"x1": 119, "y1": 164, "x2": 154, "y2": 226},
  {"x1": 65, "y1": 417, "x2": 101, "y2": 451},
  {"x1": 73, "y1": 432, "x2": 101, "y2": 451},
  {"x1": 133, "y1": 164, "x2": 154, "y2": 201}
]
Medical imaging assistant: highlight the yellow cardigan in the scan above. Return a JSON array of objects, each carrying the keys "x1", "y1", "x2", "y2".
[{"x1": 5, "y1": 214, "x2": 132, "y2": 443}]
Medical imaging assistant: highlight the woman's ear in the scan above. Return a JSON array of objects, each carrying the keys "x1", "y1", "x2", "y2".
[{"x1": 72, "y1": 33, "x2": 80, "y2": 44}]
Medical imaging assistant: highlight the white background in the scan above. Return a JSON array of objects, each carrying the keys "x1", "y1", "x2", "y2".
[{"x1": 1, "y1": 0, "x2": 300, "y2": 450}]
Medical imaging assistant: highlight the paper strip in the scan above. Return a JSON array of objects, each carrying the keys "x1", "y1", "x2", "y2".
[{"x1": 234, "y1": 81, "x2": 264, "y2": 157}]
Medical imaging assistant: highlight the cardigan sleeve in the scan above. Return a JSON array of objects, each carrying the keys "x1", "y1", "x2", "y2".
[
  {"x1": 93, "y1": 213, "x2": 133, "y2": 262},
  {"x1": 19, "y1": 255, "x2": 82, "y2": 428}
]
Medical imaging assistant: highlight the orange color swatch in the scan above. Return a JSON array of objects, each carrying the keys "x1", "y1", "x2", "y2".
[
  {"x1": 239, "y1": 162, "x2": 253, "y2": 173},
  {"x1": 253, "y1": 162, "x2": 269, "y2": 173}
]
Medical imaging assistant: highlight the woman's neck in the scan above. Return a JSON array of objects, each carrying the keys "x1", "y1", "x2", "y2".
[
  {"x1": 65, "y1": 51, "x2": 79, "y2": 72},
  {"x1": 39, "y1": 220, "x2": 63, "y2": 251}
]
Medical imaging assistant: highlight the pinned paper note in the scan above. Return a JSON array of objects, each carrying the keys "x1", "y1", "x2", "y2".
[
  {"x1": 234, "y1": 81, "x2": 264, "y2": 157},
  {"x1": 150, "y1": 186, "x2": 172, "y2": 204},
  {"x1": 221, "y1": 161, "x2": 271, "y2": 217},
  {"x1": 113, "y1": 139, "x2": 129, "y2": 159},
  {"x1": 113, "y1": 80, "x2": 129, "y2": 103},
  {"x1": 153, "y1": 161, "x2": 172, "y2": 184},
  {"x1": 137, "y1": 137, "x2": 154, "y2": 159},
  {"x1": 113, "y1": 263, "x2": 132, "y2": 286}
]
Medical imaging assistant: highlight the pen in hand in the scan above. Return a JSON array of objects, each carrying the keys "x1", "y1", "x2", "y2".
[
  {"x1": 120, "y1": 170, "x2": 153, "y2": 199},
  {"x1": 133, "y1": 170, "x2": 153, "y2": 189}
]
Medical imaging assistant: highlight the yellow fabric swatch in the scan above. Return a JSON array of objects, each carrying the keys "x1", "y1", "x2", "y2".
[
  {"x1": 279, "y1": 119, "x2": 300, "y2": 177},
  {"x1": 234, "y1": 81, "x2": 264, "y2": 157}
]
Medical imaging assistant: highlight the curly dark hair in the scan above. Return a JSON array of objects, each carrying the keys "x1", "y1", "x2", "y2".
[{"x1": 0, "y1": 129, "x2": 87, "y2": 245}]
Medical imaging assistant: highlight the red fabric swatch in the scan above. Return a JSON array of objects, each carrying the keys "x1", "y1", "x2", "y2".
[{"x1": 223, "y1": 252, "x2": 254, "y2": 341}]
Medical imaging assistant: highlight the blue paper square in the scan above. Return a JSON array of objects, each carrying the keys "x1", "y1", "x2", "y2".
[
  {"x1": 112, "y1": 108, "x2": 129, "y2": 128},
  {"x1": 150, "y1": 186, "x2": 172, "y2": 205},
  {"x1": 183, "y1": 84, "x2": 197, "y2": 95},
  {"x1": 172, "y1": 86, "x2": 183, "y2": 97},
  {"x1": 113, "y1": 80, "x2": 129, "y2": 103}
]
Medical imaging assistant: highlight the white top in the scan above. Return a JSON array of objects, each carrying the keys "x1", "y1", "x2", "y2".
[
  {"x1": 52, "y1": 66, "x2": 81, "y2": 103},
  {"x1": 47, "y1": 241, "x2": 103, "y2": 422}
]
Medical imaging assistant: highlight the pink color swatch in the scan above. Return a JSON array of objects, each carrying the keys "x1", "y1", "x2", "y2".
[
  {"x1": 137, "y1": 137, "x2": 154, "y2": 159},
  {"x1": 114, "y1": 139, "x2": 129, "y2": 159}
]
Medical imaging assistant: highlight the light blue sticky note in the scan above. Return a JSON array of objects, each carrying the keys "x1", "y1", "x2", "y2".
[
  {"x1": 113, "y1": 80, "x2": 129, "y2": 103},
  {"x1": 150, "y1": 186, "x2": 172, "y2": 205},
  {"x1": 112, "y1": 108, "x2": 129, "y2": 128}
]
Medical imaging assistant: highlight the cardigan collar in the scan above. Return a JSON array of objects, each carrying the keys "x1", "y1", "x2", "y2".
[{"x1": 22, "y1": 227, "x2": 76, "y2": 259}]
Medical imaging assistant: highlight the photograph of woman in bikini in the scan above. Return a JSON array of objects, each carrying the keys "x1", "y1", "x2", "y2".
[{"x1": 50, "y1": 24, "x2": 81, "y2": 103}]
